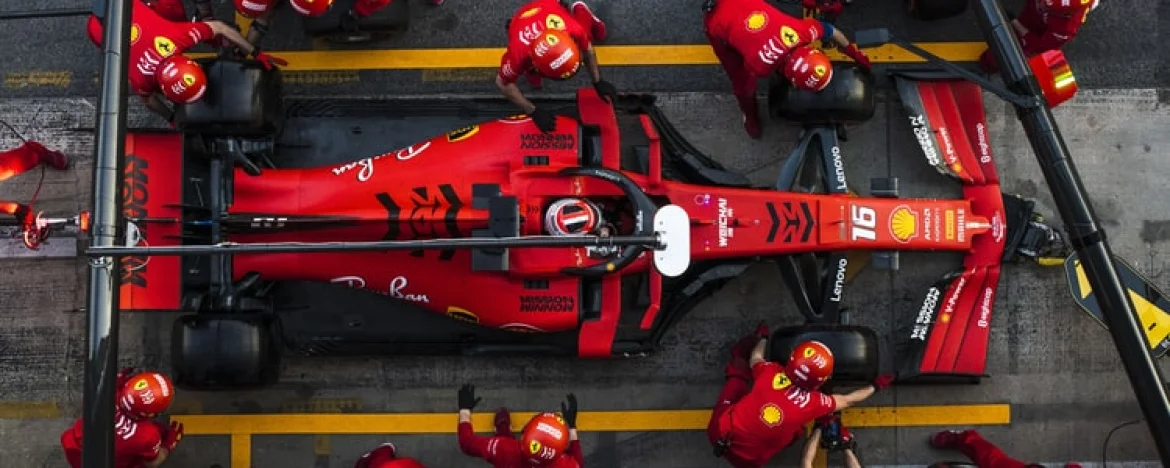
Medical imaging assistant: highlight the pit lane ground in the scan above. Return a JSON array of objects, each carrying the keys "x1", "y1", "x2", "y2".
[{"x1": 0, "y1": 87, "x2": 1168, "y2": 467}]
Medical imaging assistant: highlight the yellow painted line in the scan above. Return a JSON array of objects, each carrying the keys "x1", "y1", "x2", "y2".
[
  {"x1": 186, "y1": 42, "x2": 986, "y2": 71},
  {"x1": 231, "y1": 434, "x2": 250, "y2": 468},
  {"x1": 4, "y1": 71, "x2": 71, "y2": 88},
  {"x1": 0, "y1": 401, "x2": 61, "y2": 419},
  {"x1": 172, "y1": 404, "x2": 1008, "y2": 435}
]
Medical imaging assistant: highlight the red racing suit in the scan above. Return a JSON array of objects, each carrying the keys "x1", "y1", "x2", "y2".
[
  {"x1": 85, "y1": 0, "x2": 217, "y2": 97},
  {"x1": 60, "y1": 411, "x2": 170, "y2": 468},
  {"x1": 356, "y1": 444, "x2": 428, "y2": 468},
  {"x1": 943, "y1": 430, "x2": 1045, "y2": 468},
  {"x1": 978, "y1": 0, "x2": 1095, "y2": 70},
  {"x1": 458, "y1": 420, "x2": 584, "y2": 468},
  {"x1": 704, "y1": 0, "x2": 834, "y2": 122},
  {"x1": 498, "y1": 0, "x2": 596, "y2": 85},
  {"x1": 707, "y1": 361, "x2": 837, "y2": 468}
]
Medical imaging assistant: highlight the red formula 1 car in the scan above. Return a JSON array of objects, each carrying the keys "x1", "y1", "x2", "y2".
[{"x1": 109, "y1": 59, "x2": 1067, "y2": 389}]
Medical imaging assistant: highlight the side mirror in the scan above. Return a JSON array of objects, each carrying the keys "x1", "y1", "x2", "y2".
[{"x1": 853, "y1": 28, "x2": 892, "y2": 48}]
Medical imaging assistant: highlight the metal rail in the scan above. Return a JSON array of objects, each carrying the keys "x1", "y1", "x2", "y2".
[{"x1": 970, "y1": 0, "x2": 1170, "y2": 460}]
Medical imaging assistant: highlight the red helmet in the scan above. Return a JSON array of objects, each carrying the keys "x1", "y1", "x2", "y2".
[
  {"x1": 544, "y1": 198, "x2": 602, "y2": 236},
  {"x1": 118, "y1": 372, "x2": 175, "y2": 420},
  {"x1": 234, "y1": 0, "x2": 277, "y2": 18},
  {"x1": 1042, "y1": 0, "x2": 1093, "y2": 14},
  {"x1": 520, "y1": 412, "x2": 571, "y2": 465},
  {"x1": 157, "y1": 56, "x2": 208, "y2": 105},
  {"x1": 785, "y1": 340, "x2": 835, "y2": 390},
  {"x1": 784, "y1": 46, "x2": 834, "y2": 92},
  {"x1": 529, "y1": 29, "x2": 582, "y2": 80},
  {"x1": 289, "y1": 0, "x2": 335, "y2": 17}
]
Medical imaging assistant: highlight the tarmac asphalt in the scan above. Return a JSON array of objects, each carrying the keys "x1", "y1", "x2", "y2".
[{"x1": 0, "y1": 0, "x2": 1168, "y2": 467}]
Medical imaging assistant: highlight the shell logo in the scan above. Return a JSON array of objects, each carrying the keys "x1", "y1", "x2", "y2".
[
  {"x1": 759, "y1": 403, "x2": 784, "y2": 427},
  {"x1": 744, "y1": 12, "x2": 768, "y2": 32},
  {"x1": 130, "y1": 24, "x2": 141, "y2": 44},
  {"x1": 889, "y1": 205, "x2": 918, "y2": 243},
  {"x1": 520, "y1": 7, "x2": 541, "y2": 18}
]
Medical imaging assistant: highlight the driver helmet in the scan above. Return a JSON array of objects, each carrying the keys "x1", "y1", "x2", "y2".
[
  {"x1": 529, "y1": 29, "x2": 582, "y2": 80},
  {"x1": 234, "y1": 0, "x2": 277, "y2": 18},
  {"x1": 519, "y1": 412, "x2": 571, "y2": 465},
  {"x1": 785, "y1": 340, "x2": 835, "y2": 390},
  {"x1": 783, "y1": 46, "x2": 834, "y2": 92},
  {"x1": 289, "y1": 0, "x2": 335, "y2": 17},
  {"x1": 118, "y1": 371, "x2": 175, "y2": 420},
  {"x1": 1042, "y1": 0, "x2": 1093, "y2": 14},
  {"x1": 545, "y1": 198, "x2": 603, "y2": 236},
  {"x1": 157, "y1": 56, "x2": 208, "y2": 105}
]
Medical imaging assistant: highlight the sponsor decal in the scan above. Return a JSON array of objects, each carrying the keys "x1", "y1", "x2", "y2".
[
  {"x1": 717, "y1": 198, "x2": 734, "y2": 247},
  {"x1": 114, "y1": 414, "x2": 139, "y2": 441},
  {"x1": 499, "y1": 114, "x2": 531, "y2": 123},
  {"x1": 446, "y1": 125, "x2": 479, "y2": 142},
  {"x1": 850, "y1": 205, "x2": 877, "y2": 241},
  {"x1": 829, "y1": 258, "x2": 848, "y2": 302},
  {"x1": 744, "y1": 12, "x2": 768, "y2": 32},
  {"x1": 389, "y1": 276, "x2": 430, "y2": 303},
  {"x1": 759, "y1": 403, "x2": 784, "y2": 427},
  {"x1": 909, "y1": 115, "x2": 941, "y2": 166},
  {"x1": 911, "y1": 287, "x2": 941, "y2": 340},
  {"x1": 991, "y1": 211, "x2": 1004, "y2": 242},
  {"x1": 757, "y1": 38, "x2": 784, "y2": 65},
  {"x1": 536, "y1": 422, "x2": 564, "y2": 439},
  {"x1": 977, "y1": 287, "x2": 994, "y2": 328},
  {"x1": 778, "y1": 25, "x2": 800, "y2": 47},
  {"x1": 938, "y1": 126, "x2": 958, "y2": 168},
  {"x1": 331, "y1": 142, "x2": 432, "y2": 182},
  {"x1": 693, "y1": 194, "x2": 711, "y2": 206},
  {"x1": 957, "y1": 209, "x2": 967, "y2": 242},
  {"x1": 772, "y1": 372, "x2": 792, "y2": 390},
  {"x1": 520, "y1": 295, "x2": 575, "y2": 312},
  {"x1": 550, "y1": 49, "x2": 575, "y2": 70},
  {"x1": 520, "y1": 133, "x2": 575, "y2": 150},
  {"x1": 831, "y1": 145, "x2": 847, "y2": 191},
  {"x1": 130, "y1": 24, "x2": 141, "y2": 44},
  {"x1": 518, "y1": 23, "x2": 543, "y2": 45},
  {"x1": 943, "y1": 275, "x2": 968, "y2": 321},
  {"x1": 975, "y1": 123, "x2": 991, "y2": 164},
  {"x1": 153, "y1": 36, "x2": 176, "y2": 57},
  {"x1": 446, "y1": 306, "x2": 479, "y2": 324},
  {"x1": 330, "y1": 276, "x2": 367, "y2": 288},
  {"x1": 519, "y1": 6, "x2": 541, "y2": 18},
  {"x1": 786, "y1": 388, "x2": 812, "y2": 408},
  {"x1": 944, "y1": 209, "x2": 955, "y2": 241},
  {"x1": 889, "y1": 205, "x2": 918, "y2": 243},
  {"x1": 544, "y1": 13, "x2": 565, "y2": 30},
  {"x1": 923, "y1": 208, "x2": 933, "y2": 241},
  {"x1": 502, "y1": 323, "x2": 546, "y2": 333},
  {"x1": 122, "y1": 154, "x2": 149, "y2": 287}
]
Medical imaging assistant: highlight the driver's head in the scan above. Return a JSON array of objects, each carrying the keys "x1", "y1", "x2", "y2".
[
  {"x1": 545, "y1": 198, "x2": 603, "y2": 236},
  {"x1": 289, "y1": 0, "x2": 335, "y2": 17},
  {"x1": 529, "y1": 29, "x2": 583, "y2": 80},
  {"x1": 234, "y1": 0, "x2": 277, "y2": 18},
  {"x1": 158, "y1": 56, "x2": 208, "y2": 105},
  {"x1": 783, "y1": 46, "x2": 834, "y2": 92},
  {"x1": 519, "y1": 412, "x2": 571, "y2": 465},
  {"x1": 785, "y1": 340, "x2": 835, "y2": 390},
  {"x1": 118, "y1": 371, "x2": 175, "y2": 420}
]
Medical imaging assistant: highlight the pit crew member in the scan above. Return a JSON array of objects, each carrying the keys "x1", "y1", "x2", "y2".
[
  {"x1": 340, "y1": 0, "x2": 447, "y2": 34},
  {"x1": 355, "y1": 442, "x2": 427, "y2": 468},
  {"x1": 86, "y1": 0, "x2": 286, "y2": 123},
  {"x1": 977, "y1": 0, "x2": 1099, "y2": 72},
  {"x1": 708, "y1": 327, "x2": 893, "y2": 468},
  {"x1": 929, "y1": 430, "x2": 1083, "y2": 468},
  {"x1": 1, "y1": 141, "x2": 68, "y2": 234},
  {"x1": 703, "y1": 0, "x2": 871, "y2": 139},
  {"x1": 800, "y1": 413, "x2": 861, "y2": 468},
  {"x1": 60, "y1": 369, "x2": 184, "y2": 468},
  {"x1": 457, "y1": 384, "x2": 583, "y2": 467},
  {"x1": 497, "y1": 0, "x2": 614, "y2": 133}
]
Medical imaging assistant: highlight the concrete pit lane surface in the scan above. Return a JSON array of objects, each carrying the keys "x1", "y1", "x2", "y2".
[{"x1": 0, "y1": 0, "x2": 1168, "y2": 467}]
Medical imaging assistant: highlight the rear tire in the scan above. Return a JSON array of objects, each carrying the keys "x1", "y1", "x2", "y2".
[
  {"x1": 768, "y1": 64, "x2": 875, "y2": 125},
  {"x1": 766, "y1": 324, "x2": 880, "y2": 386},
  {"x1": 905, "y1": 0, "x2": 968, "y2": 21},
  {"x1": 175, "y1": 59, "x2": 284, "y2": 137},
  {"x1": 172, "y1": 313, "x2": 282, "y2": 390}
]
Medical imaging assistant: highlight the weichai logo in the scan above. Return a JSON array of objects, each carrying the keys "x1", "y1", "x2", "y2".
[{"x1": 121, "y1": 154, "x2": 149, "y2": 287}]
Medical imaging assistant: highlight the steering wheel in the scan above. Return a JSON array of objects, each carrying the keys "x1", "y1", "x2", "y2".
[{"x1": 557, "y1": 167, "x2": 658, "y2": 277}]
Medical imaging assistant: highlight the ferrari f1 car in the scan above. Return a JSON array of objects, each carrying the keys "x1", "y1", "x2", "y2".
[{"x1": 107, "y1": 56, "x2": 1070, "y2": 390}]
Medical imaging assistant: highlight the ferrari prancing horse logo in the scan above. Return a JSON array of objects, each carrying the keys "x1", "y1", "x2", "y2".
[
  {"x1": 545, "y1": 14, "x2": 565, "y2": 30},
  {"x1": 779, "y1": 26, "x2": 800, "y2": 48},
  {"x1": 153, "y1": 36, "x2": 176, "y2": 57}
]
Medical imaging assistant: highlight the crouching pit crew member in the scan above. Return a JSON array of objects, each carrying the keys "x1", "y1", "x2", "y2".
[
  {"x1": 497, "y1": 0, "x2": 615, "y2": 134},
  {"x1": 355, "y1": 442, "x2": 427, "y2": 468},
  {"x1": 457, "y1": 384, "x2": 584, "y2": 467},
  {"x1": 703, "y1": 0, "x2": 871, "y2": 139},
  {"x1": 86, "y1": 0, "x2": 287, "y2": 123},
  {"x1": 708, "y1": 327, "x2": 894, "y2": 468},
  {"x1": 61, "y1": 369, "x2": 184, "y2": 468}
]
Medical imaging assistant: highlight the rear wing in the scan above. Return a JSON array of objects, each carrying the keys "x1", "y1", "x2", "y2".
[
  {"x1": 118, "y1": 132, "x2": 184, "y2": 311},
  {"x1": 893, "y1": 77, "x2": 1008, "y2": 383}
]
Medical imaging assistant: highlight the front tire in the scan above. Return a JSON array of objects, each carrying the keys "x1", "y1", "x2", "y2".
[{"x1": 766, "y1": 324, "x2": 880, "y2": 387}]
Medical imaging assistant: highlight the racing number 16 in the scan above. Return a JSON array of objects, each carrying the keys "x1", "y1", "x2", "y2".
[{"x1": 850, "y1": 205, "x2": 877, "y2": 241}]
